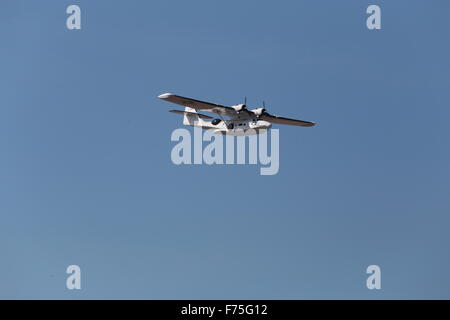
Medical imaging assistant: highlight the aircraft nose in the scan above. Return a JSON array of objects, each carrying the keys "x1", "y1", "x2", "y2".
[{"x1": 260, "y1": 121, "x2": 272, "y2": 128}]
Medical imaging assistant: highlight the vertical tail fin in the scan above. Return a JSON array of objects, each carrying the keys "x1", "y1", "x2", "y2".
[{"x1": 183, "y1": 107, "x2": 202, "y2": 126}]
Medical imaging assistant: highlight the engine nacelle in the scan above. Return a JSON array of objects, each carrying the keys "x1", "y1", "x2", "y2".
[
  {"x1": 232, "y1": 104, "x2": 247, "y2": 112},
  {"x1": 251, "y1": 108, "x2": 266, "y2": 116}
]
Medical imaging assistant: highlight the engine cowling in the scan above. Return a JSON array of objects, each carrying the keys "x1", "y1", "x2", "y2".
[
  {"x1": 232, "y1": 104, "x2": 247, "y2": 112},
  {"x1": 251, "y1": 108, "x2": 266, "y2": 116}
]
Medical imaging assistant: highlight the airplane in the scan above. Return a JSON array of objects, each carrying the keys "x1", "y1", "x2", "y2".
[{"x1": 158, "y1": 93, "x2": 315, "y2": 136}]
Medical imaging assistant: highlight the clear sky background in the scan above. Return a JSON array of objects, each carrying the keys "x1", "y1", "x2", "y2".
[{"x1": 1, "y1": 0, "x2": 449, "y2": 299}]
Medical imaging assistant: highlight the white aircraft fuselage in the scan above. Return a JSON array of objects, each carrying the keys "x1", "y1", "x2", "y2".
[{"x1": 183, "y1": 107, "x2": 272, "y2": 136}]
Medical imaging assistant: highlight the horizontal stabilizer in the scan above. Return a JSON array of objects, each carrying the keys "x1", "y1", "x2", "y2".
[{"x1": 168, "y1": 109, "x2": 213, "y2": 119}]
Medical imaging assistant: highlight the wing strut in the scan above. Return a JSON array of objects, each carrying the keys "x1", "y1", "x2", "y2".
[{"x1": 217, "y1": 112, "x2": 232, "y2": 129}]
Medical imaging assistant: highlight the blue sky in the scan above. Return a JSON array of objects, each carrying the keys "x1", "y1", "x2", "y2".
[{"x1": 1, "y1": 0, "x2": 449, "y2": 299}]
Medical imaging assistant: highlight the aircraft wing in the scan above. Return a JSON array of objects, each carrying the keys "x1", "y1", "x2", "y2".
[
  {"x1": 158, "y1": 93, "x2": 236, "y2": 117},
  {"x1": 261, "y1": 114, "x2": 315, "y2": 127}
]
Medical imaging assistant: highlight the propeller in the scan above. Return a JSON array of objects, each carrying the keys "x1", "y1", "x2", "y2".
[{"x1": 254, "y1": 100, "x2": 268, "y2": 119}]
